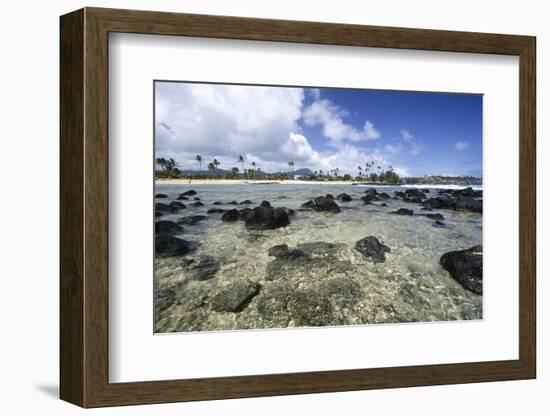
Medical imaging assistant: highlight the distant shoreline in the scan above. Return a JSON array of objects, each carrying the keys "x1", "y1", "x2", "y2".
[{"x1": 156, "y1": 179, "x2": 482, "y2": 188}]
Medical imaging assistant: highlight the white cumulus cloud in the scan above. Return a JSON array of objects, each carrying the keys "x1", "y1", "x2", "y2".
[
  {"x1": 303, "y1": 98, "x2": 380, "y2": 143},
  {"x1": 155, "y1": 82, "x2": 396, "y2": 176}
]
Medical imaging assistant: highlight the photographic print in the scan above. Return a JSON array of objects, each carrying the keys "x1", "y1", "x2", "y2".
[{"x1": 154, "y1": 81, "x2": 483, "y2": 333}]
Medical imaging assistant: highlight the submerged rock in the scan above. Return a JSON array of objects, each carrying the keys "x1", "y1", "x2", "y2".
[
  {"x1": 287, "y1": 290, "x2": 335, "y2": 327},
  {"x1": 155, "y1": 211, "x2": 163, "y2": 218},
  {"x1": 193, "y1": 197, "x2": 201, "y2": 201},
  {"x1": 155, "y1": 236, "x2": 191, "y2": 257},
  {"x1": 169, "y1": 201, "x2": 186, "y2": 211},
  {"x1": 190, "y1": 201, "x2": 204, "y2": 207},
  {"x1": 297, "y1": 241, "x2": 340, "y2": 256},
  {"x1": 240, "y1": 200, "x2": 253, "y2": 205},
  {"x1": 181, "y1": 255, "x2": 219, "y2": 281},
  {"x1": 266, "y1": 241, "x2": 350, "y2": 281},
  {"x1": 300, "y1": 200, "x2": 315, "y2": 209},
  {"x1": 155, "y1": 220, "x2": 183, "y2": 235},
  {"x1": 177, "y1": 215, "x2": 208, "y2": 225},
  {"x1": 221, "y1": 209, "x2": 240, "y2": 222},
  {"x1": 456, "y1": 195, "x2": 482, "y2": 213},
  {"x1": 355, "y1": 236, "x2": 391, "y2": 263},
  {"x1": 155, "y1": 193, "x2": 168, "y2": 198},
  {"x1": 207, "y1": 208, "x2": 226, "y2": 214},
  {"x1": 210, "y1": 280, "x2": 261, "y2": 312},
  {"x1": 316, "y1": 277, "x2": 363, "y2": 308},
  {"x1": 260, "y1": 200, "x2": 272, "y2": 208},
  {"x1": 433, "y1": 220, "x2": 447, "y2": 228},
  {"x1": 244, "y1": 206, "x2": 290, "y2": 230},
  {"x1": 440, "y1": 245, "x2": 483, "y2": 295},
  {"x1": 176, "y1": 195, "x2": 189, "y2": 200},
  {"x1": 155, "y1": 202, "x2": 175, "y2": 213},
  {"x1": 213, "y1": 201, "x2": 223, "y2": 205},
  {"x1": 423, "y1": 213, "x2": 445, "y2": 220},
  {"x1": 268, "y1": 244, "x2": 306, "y2": 259},
  {"x1": 390, "y1": 208, "x2": 413, "y2": 216},
  {"x1": 361, "y1": 194, "x2": 381, "y2": 204},
  {"x1": 180, "y1": 190, "x2": 197, "y2": 196}
]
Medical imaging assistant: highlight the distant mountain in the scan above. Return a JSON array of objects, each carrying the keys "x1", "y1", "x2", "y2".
[{"x1": 291, "y1": 168, "x2": 314, "y2": 176}]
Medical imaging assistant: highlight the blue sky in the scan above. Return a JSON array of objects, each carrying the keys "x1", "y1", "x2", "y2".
[{"x1": 155, "y1": 82, "x2": 482, "y2": 177}]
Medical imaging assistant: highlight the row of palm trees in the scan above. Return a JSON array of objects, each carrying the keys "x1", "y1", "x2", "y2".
[
  {"x1": 156, "y1": 155, "x2": 400, "y2": 183},
  {"x1": 157, "y1": 154, "x2": 276, "y2": 179}
]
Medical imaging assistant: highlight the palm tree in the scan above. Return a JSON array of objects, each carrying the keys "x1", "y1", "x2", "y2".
[
  {"x1": 238, "y1": 155, "x2": 246, "y2": 178},
  {"x1": 195, "y1": 155, "x2": 202, "y2": 172},
  {"x1": 212, "y1": 158, "x2": 221, "y2": 176},
  {"x1": 288, "y1": 161, "x2": 295, "y2": 177},
  {"x1": 251, "y1": 161, "x2": 256, "y2": 181},
  {"x1": 207, "y1": 162, "x2": 215, "y2": 173},
  {"x1": 156, "y1": 157, "x2": 180, "y2": 178},
  {"x1": 231, "y1": 167, "x2": 239, "y2": 178}
]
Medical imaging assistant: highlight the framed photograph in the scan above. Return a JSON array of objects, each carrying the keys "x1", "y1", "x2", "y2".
[{"x1": 60, "y1": 7, "x2": 536, "y2": 407}]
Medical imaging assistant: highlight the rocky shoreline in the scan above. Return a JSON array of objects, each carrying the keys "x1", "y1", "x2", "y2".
[{"x1": 154, "y1": 185, "x2": 483, "y2": 332}]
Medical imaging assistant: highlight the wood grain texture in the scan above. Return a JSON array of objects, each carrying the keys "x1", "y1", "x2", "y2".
[
  {"x1": 59, "y1": 7, "x2": 537, "y2": 408},
  {"x1": 59, "y1": 8, "x2": 85, "y2": 407}
]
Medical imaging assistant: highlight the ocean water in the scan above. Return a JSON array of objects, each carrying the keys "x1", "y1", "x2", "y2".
[{"x1": 154, "y1": 183, "x2": 483, "y2": 332}]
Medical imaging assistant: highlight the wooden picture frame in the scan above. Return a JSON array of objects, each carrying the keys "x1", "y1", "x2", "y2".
[{"x1": 60, "y1": 7, "x2": 536, "y2": 408}]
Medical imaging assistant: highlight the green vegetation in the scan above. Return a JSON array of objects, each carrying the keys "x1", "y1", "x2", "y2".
[
  {"x1": 155, "y1": 157, "x2": 181, "y2": 179},
  {"x1": 153, "y1": 156, "x2": 489, "y2": 185}
]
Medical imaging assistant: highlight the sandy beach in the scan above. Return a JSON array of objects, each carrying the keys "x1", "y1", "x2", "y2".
[{"x1": 158, "y1": 178, "x2": 367, "y2": 186}]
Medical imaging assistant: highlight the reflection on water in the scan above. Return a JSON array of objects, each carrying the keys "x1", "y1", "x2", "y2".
[{"x1": 154, "y1": 183, "x2": 482, "y2": 332}]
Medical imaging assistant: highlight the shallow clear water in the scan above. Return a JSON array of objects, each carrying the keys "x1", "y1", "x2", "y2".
[{"x1": 154, "y1": 183, "x2": 482, "y2": 332}]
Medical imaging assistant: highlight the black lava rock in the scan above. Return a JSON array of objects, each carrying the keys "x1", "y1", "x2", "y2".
[
  {"x1": 390, "y1": 208, "x2": 413, "y2": 215},
  {"x1": 169, "y1": 201, "x2": 186, "y2": 211},
  {"x1": 155, "y1": 202, "x2": 174, "y2": 213},
  {"x1": 182, "y1": 255, "x2": 219, "y2": 281},
  {"x1": 440, "y1": 245, "x2": 483, "y2": 294},
  {"x1": 210, "y1": 280, "x2": 261, "y2": 312},
  {"x1": 155, "y1": 220, "x2": 183, "y2": 235},
  {"x1": 423, "y1": 213, "x2": 445, "y2": 220},
  {"x1": 155, "y1": 193, "x2": 168, "y2": 198},
  {"x1": 180, "y1": 190, "x2": 197, "y2": 196},
  {"x1": 312, "y1": 196, "x2": 340, "y2": 213},
  {"x1": 221, "y1": 209, "x2": 240, "y2": 222},
  {"x1": 337, "y1": 193, "x2": 352, "y2": 202},
  {"x1": 355, "y1": 236, "x2": 391, "y2": 263},
  {"x1": 244, "y1": 206, "x2": 290, "y2": 230},
  {"x1": 177, "y1": 215, "x2": 208, "y2": 225},
  {"x1": 155, "y1": 236, "x2": 191, "y2": 257}
]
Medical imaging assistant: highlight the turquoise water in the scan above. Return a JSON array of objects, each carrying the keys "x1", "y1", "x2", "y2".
[{"x1": 154, "y1": 183, "x2": 483, "y2": 332}]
